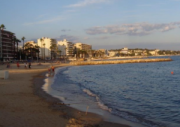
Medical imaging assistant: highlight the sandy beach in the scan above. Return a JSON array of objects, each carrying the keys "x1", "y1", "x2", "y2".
[{"x1": 0, "y1": 62, "x2": 130, "y2": 127}]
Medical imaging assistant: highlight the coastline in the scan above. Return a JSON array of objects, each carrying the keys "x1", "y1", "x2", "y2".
[
  {"x1": 41, "y1": 66, "x2": 146, "y2": 127},
  {"x1": 0, "y1": 62, "x2": 130, "y2": 127}
]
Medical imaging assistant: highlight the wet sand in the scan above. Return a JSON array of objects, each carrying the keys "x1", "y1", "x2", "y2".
[{"x1": 0, "y1": 62, "x2": 130, "y2": 127}]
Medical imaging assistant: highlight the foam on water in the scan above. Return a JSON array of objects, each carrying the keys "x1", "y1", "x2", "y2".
[{"x1": 83, "y1": 88, "x2": 112, "y2": 112}]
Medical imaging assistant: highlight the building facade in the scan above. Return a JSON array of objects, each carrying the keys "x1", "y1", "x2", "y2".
[
  {"x1": 57, "y1": 39, "x2": 74, "y2": 57},
  {"x1": 37, "y1": 37, "x2": 56, "y2": 60},
  {"x1": 74, "y1": 43, "x2": 92, "y2": 51},
  {"x1": 120, "y1": 47, "x2": 129, "y2": 54},
  {"x1": 0, "y1": 30, "x2": 18, "y2": 61}
]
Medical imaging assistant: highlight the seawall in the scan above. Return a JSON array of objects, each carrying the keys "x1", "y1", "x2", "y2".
[{"x1": 70, "y1": 58, "x2": 172, "y2": 65}]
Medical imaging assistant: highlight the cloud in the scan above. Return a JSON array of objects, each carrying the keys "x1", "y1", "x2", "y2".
[
  {"x1": 86, "y1": 21, "x2": 180, "y2": 36},
  {"x1": 65, "y1": 0, "x2": 110, "y2": 8},
  {"x1": 23, "y1": 16, "x2": 64, "y2": 26},
  {"x1": 56, "y1": 35, "x2": 79, "y2": 42},
  {"x1": 61, "y1": 29, "x2": 71, "y2": 32},
  {"x1": 97, "y1": 36, "x2": 110, "y2": 40}
]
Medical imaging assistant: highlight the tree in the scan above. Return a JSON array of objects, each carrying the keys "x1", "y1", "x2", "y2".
[
  {"x1": 13, "y1": 37, "x2": 21, "y2": 59},
  {"x1": 40, "y1": 38, "x2": 44, "y2": 59},
  {"x1": 0, "y1": 24, "x2": 6, "y2": 30},
  {"x1": 24, "y1": 43, "x2": 33, "y2": 59},
  {"x1": 50, "y1": 43, "x2": 57, "y2": 60},
  {"x1": 21, "y1": 36, "x2": 26, "y2": 52},
  {"x1": 24, "y1": 43, "x2": 40, "y2": 60},
  {"x1": 57, "y1": 49, "x2": 61, "y2": 58},
  {"x1": 34, "y1": 45, "x2": 40, "y2": 59},
  {"x1": 43, "y1": 43, "x2": 45, "y2": 60}
]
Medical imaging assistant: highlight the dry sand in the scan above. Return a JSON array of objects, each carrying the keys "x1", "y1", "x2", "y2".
[{"x1": 0, "y1": 62, "x2": 130, "y2": 127}]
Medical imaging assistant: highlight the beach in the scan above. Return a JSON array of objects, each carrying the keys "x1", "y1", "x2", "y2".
[{"x1": 0, "y1": 62, "x2": 130, "y2": 127}]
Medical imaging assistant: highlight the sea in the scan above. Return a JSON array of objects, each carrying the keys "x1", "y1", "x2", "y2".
[{"x1": 43, "y1": 56, "x2": 180, "y2": 127}]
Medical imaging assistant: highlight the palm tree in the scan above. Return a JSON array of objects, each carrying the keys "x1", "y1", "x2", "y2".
[
  {"x1": 21, "y1": 36, "x2": 25, "y2": 52},
  {"x1": 34, "y1": 45, "x2": 40, "y2": 61},
  {"x1": 0, "y1": 24, "x2": 6, "y2": 30},
  {"x1": 13, "y1": 37, "x2": 21, "y2": 59},
  {"x1": 40, "y1": 38, "x2": 44, "y2": 59},
  {"x1": 43, "y1": 43, "x2": 45, "y2": 60},
  {"x1": 50, "y1": 43, "x2": 57, "y2": 60},
  {"x1": 57, "y1": 49, "x2": 61, "y2": 58}
]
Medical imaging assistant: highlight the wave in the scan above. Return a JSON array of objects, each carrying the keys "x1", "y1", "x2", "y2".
[
  {"x1": 82, "y1": 89, "x2": 162, "y2": 127},
  {"x1": 83, "y1": 88, "x2": 112, "y2": 112}
]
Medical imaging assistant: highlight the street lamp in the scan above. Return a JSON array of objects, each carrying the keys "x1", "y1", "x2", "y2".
[{"x1": 43, "y1": 43, "x2": 46, "y2": 62}]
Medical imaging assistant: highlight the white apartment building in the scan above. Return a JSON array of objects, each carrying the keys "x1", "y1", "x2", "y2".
[
  {"x1": 57, "y1": 39, "x2": 74, "y2": 57},
  {"x1": 74, "y1": 43, "x2": 92, "y2": 51},
  {"x1": 120, "y1": 47, "x2": 128, "y2": 54},
  {"x1": 37, "y1": 37, "x2": 56, "y2": 59},
  {"x1": 149, "y1": 49, "x2": 159, "y2": 56},
  {"x1": 108, "y1": 50, "x2": 119, "y2": 57}
]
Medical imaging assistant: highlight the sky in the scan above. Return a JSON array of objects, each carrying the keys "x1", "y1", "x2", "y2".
[{"x1": 1, "y1": 0, "x2": 180, "y2": 50}]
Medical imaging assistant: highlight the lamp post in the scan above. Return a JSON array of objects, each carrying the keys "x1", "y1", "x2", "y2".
[
  {"x1": 36, "y1": 52, "x2": 38, "y2": 62},
  {"x1": 43, "y1": 43, "x2": 45, "y2": 62},
  {"x1": 20, "y1": 50, "x2": 21, "y2": 61}
]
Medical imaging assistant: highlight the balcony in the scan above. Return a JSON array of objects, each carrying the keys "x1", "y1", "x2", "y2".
[
  {"x1": 2, "y1": 45, "x2": 14, "y2": 48},
  {"x1": 2, "y1": 39, "x2": 12, "y2": 42},
  {"x1": 2, "y1": 48, "x2": 14, "y2": 51}
]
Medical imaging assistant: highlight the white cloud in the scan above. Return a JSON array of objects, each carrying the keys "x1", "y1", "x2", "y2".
[
  {"x1": 66, "y1": 0, "x2": 110, "y2": 8},
  {"x1": 23, "y1": 16, "x2": 64, "y2": 26},
  {"x1": 56, "y1": 35, "x2": 79, "y2": 42},
  {"x1": 86, "y1": 21, "x2": 180, "y2": 36},
  {"x1": 61, "y1": 29, "x2": 71, "y2": 32}
]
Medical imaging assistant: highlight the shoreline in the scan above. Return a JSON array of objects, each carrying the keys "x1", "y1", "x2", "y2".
[
  {"x1": 33, "y1": 65, "x2": 134, "y2": 127},
  {"x1": 0, "y1": 62, "x2": 130, "y2": 127},
  {"x1": 41, "y1": 66, "x2": 146, "y2": 127}
]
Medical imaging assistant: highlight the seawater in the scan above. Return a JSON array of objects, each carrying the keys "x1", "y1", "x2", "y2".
[{"x1": 49, "y1": 56, "x2": 180, "y2": 127}]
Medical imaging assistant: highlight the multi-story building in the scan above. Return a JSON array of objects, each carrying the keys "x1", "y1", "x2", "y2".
[
  {"x1": 120, "y1": 47, "x2": 129, "y2": 54},
  {"x1": 74, "y1": 43, "x2": 92, "y2": 58},
  {"x1": 37, "y1": 37, "x2": 56, "y2": 60},
  {"x1": 0, "y1": 29, "x2": 19, "y2": 61},
  {"x1": 74, "y1": 43, "x2": 92, "y2": 51},
  {"x1": 57, "y1": 39, "x2": 74, "y2": 57},
  {"x1": 149, "y1": 49, "x2": 159, "y2": 56},
  {"x1": 108, "y1": 50, "x2": 119, "y2": 57}
]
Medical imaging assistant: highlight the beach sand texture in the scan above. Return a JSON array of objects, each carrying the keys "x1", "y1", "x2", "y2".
[{"x1": 0, "y1": 62, "x2": 129, "y2": 127}]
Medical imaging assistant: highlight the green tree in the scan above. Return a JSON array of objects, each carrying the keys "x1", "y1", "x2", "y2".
[
  {"x1": 13, "y1": 37, "x2": 21, "y2": 59},
  {"x1": 21, "y1": 36, "x2": 26, "y2": 52},
  {"x1": 0, "y1": 24, "x2": 6, "y2": 30},
  {"x1": 50, "y1": 43, "x2": 57, "y2": 59},
  {"x1": 24, "y1": 43, "x2": 34, "y2": 59},
  {"x1": 40, "y1": 38, "x2": 45, "y2": 60}
]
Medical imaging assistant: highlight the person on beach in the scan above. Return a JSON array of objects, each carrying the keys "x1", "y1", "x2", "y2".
[
  {"x1": 6, "y1": 63, "x2": 10, "y2": 68},
  {"x1": 17, "y1": 62, "x2": 20, "y2": 68},
  {"x1": 28, "y1": 62, "x2": 31, "y2": 69},
  {"x1": 47, "y1": 67, "x2": 52, "y2": 77},
  {"x1": 24, "y1": 63, "x2": 27, "y2": 69},
  {"x1": 51, "y1": 65, "x2": 55, "y2": 75}
]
